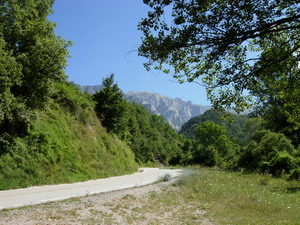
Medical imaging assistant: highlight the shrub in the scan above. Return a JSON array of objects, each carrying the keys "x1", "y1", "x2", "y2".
[
  {"x1": 269, "y1": 151, "x2": 297, "y2": 176},
  {"x1": 288, "y1": 168, "x2": 300, "y2": 180},
  {"x1": 53, "y1": 82, "x2": 93, "y2": 115},
  {"x1": 238, "y1": 141, "x2": 258, "y2": 170},
  {"x1": 161, "y1": 173, "x2": 172, "y2": 182},
  {"x1": 239, "y1": 130, "x2": 298, "y2": 177},
  {"x1": 192, "y1": 144, "x2": 218, "y2": 167}
]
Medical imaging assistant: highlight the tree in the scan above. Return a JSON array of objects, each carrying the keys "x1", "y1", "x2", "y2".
[
  {"x1": 0, "y1": 0, "x2": 69, "y2": 147},
  {"x1": 0, "y1": 38, "x2": 29, "y2": 143},
  {"x1": 196, "y1": 121, "x2": 228, "y2": 148},
  {"x1": 195, "y1": 121, "x2": 238, "y2": 167},
  {"x1": 93, "y1": 74, "x2": 127, "y2": 134},
  {"x1": 238, "y1": 131, "x2": 297, "y2": 175},
  {"x1": 0, "y1": 0, "x2": 70, "y2": 108},
  {"x1": 139, "y1": 0, "x2": 300, "y2": 125},
  {"x1": 180, "y1": 109, "x2": 250, "y2": 145}
]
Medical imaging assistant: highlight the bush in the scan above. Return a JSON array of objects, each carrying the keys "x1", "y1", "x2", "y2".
[
  {"x1": 192, "y1": 144, "x2": 218, "y2": 167},
  {"x1": 239, "y1": 130, "x2": 298, "y2": 177},
  {"x1": 269, "y1": 151, "x2": 297, "y2": 176},
  {"x1": 53, "y1": 82, "x2": 93, "y2": 115},
  {"x1": 121, "y1": 102, "x2": 184, "y2": 165},
  {"x1": 238, "y1": 141, "x2": 258, "y2": 170},
  {"x1": 288, "y1": 168, "x2": 300, "y2": 180},
  {"x1": 0, "y1": 104, "x2": 137, "y2": 190}
]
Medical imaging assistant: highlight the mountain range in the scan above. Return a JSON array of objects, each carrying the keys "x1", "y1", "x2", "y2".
[{"x1": 79, "y1": 85, "x2": 211, "y2": 130}]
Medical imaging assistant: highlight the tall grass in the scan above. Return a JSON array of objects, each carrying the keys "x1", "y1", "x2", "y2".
[
  {"x1": 0, "y1": 102, "x2": 137, "y2": 190},
  {"x1": 173, "y1": 167, "x2": 300, "y2": 224},
  {"x1": 116, "y1": 167, "x2": 300, "y2": 224}
]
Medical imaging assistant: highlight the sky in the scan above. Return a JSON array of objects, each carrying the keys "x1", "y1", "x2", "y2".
[{"x1": 50, "y1": 0, "x2": 210, "y2": 105}]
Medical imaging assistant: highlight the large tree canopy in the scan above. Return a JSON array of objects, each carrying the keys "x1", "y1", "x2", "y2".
[
  {"x1": 0, "y1": 0, "x2": 70, "y2": 140},
  {"x1": 139, "y1": 0, "x2": 300, "y2": 126}
]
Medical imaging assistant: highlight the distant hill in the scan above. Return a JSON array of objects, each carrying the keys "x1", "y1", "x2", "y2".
[{"x1": 180, "y1": 109, "x2": 250, "y2": 145}]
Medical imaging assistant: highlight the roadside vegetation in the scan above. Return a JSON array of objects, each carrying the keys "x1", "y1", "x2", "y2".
[
  {"x1": 0, "y1": 82, "x2": 137, "y2": 190},
  {"x1": 0, "y1": 0, "x2": 139, "y2": 190},
  {"x1": 108, "y1": 167, "x2": 299, "y2": 225},
  {"x1": 93, "y1": 74, "x2": 185, "y2": 165},
  {"x1": 0, "y1": 1, "x2": 184, "y2": 190},
  {"x1": 0, "y1": 0, "x2": 299, "y2": 224},
  {"x1": 138, "y1": 0, "x2": 300, "y2": 180},
  {"x1": 93, "y1": 167, "x2": 300, "y2": 224},
  {"x1": 1, "y1": 167, "x2": 298, "y2": 225},
  {"x1": 0, "y1": 0, "x2": 299, "y2": 205},
  {"x1": 179, "y1": 109, "x2": 300, "y2": 180}
]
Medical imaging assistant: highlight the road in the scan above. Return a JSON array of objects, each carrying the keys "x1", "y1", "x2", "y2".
[{"x1": 0, "y1": 168, "x2": 182, "y2": 210}]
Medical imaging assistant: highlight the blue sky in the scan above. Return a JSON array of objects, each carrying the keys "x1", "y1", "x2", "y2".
[{"x1": 50, "y1": 0, "x2": 210, "y2": 105}]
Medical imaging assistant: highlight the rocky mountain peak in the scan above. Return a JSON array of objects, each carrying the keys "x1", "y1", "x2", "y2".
[{"x1": 125, "y1": 91, "x2": 211, "y2": 130}]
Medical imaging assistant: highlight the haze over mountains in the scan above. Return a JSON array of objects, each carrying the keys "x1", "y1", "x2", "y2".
[{"x1": 80, "y1": 85, "x2": 211, "y2": 130}]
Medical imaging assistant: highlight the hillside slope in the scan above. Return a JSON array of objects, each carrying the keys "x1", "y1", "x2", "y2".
[
  {"x1": 0, "y1": 83, "x2": 137, "y2": 190},
  {"x1": 180, "y1": 109, "x2": 249, "y2": 144}
]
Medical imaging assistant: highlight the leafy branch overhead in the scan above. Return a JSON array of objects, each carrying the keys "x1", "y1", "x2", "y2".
[{"x1": 139, "y1": 0, "x2": 300, "y2": 118}]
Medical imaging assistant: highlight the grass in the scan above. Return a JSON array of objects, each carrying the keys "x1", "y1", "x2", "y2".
[
  {"x1": 142, "y1": 167, "x2": 300, "y2": 224},
  {"x1": 97, "y1": 167, "x2": 300, "y2": 224},
  {"x1": 0, "y1": 101, "x2": 137, "y2": 190},
  {"x1": 0, "y1": 167, "x2": 298, "y2": 224}
]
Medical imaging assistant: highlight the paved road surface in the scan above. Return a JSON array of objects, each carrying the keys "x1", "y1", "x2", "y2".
[{"x1": 0, "y1": 168, "x2": 182, "y2": 210}]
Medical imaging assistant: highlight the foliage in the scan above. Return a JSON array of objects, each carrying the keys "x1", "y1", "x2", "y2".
[
  {"x1": 0, "y1": 0, "x2": 70, "y2": 107},
  {"x1": 0, "y1": 1, "x2": 139, "y2": 191},
  {"x1": 93, "y1": 74, "x2": 127, "y2": 135},
  {"x1": 242, "y1": 117, "x2": 266, "y2": 143},
  {"x1": 192, "y1": 144, "x2": 218, "y2": 167},
  {"x1": 0, "y1": 0, "x2": 70, "y2": 149},
  {"x1": 196, "y1": 121, "x2": 229, "y2": 147},
  {"x1": 239, "y1": 131, "x2": 298, "y2": 176},
  {"x1": 251, "y1": 36, "x2": 300, "y2": 130},
  {"x1": 139, "y1": 0, "x2": 300, "y2": 126},
  {"x1": 180, "y1": 109, "x2": 299, "y2": 176},
  {"x1": 258, "y1": 103, "x2": 300, "y2": 146},
  {"x1": 289, "y1": 168, "x2": 300, "y2": 180},
  {"x1": 91, "y1": 74, "x2": 185, "y2": 165},
  {"x1": 180, "y1": 109, "x2": 250, "y2": 145},
  {"x1": 193, "y1": 121, "x2": 238, "y2": 168},
  {"x1": 0, "y1": 38, "x2": 29, "y2": 145},
  {"x1": 123, "y1": 102, "x2": 184, "y2": 165},
  {"x1": 1, "y1": 0, "x2": 298, "y2": 190},
  {"x1": 52, "y1": 82, "x2": 94, "y2": 124},
  {"x1": 0, "y1": 83, "x2": 137, "y2": 190}
]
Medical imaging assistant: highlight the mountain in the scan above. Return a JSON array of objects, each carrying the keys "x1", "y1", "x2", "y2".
[
  {"x1": 79, "y1": 85, "x2": 102, "y2": 94},
  {"x1": 79, "y1": 86, "x2": 211, "y2": 130},
  {"x1": 125, "y1": 92, "x2": 210, "y2": 130}
]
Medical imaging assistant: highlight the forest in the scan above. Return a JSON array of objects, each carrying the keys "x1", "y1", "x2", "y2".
[{"x1": 0, "y1": 0, "x2": 299, "y2": 192}]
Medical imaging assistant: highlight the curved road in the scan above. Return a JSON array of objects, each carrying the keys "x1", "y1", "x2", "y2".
[{"x1": 0, "y1": 168, "x2": 182, "y2": 210}]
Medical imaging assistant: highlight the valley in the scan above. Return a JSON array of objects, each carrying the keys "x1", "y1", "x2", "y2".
[{"x1": 0, "y1": 0, "x2": 299, "y2": 224}]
